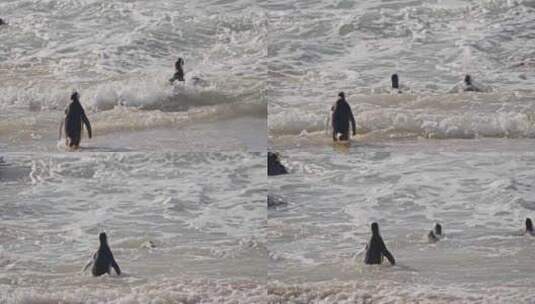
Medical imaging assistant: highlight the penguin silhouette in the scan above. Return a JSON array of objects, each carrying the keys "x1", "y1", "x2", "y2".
[
  {"x1": 83, "y1": 232, "x2": 121, "y2": 276},
  {"x1": 364, "y1": 223, "x2": 395, "y2": 265}
]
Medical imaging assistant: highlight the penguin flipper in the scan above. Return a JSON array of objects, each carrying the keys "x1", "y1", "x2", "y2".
[
  {"x1": 111, "y1": 258, "x2": 121, "y2": 275},
  {"x1": 58, "y1": 119, "x2": 64, "y2": 140},
  {"x1": 82, "y1": 259, "x2": 93, "y2": 273},
  {"x1": 82, "y1": 252, "x2": 96, "y2": 273}
]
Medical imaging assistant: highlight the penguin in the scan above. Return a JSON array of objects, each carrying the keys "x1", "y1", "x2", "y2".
[
  {"x1": 364, "y1": 222, "x2": 396, "y2": 265},
  {"x1": 60, "y1": 91, "x2": 92, "y2": 149},
  {"x1": 391, "y1": 74, "x2": 399, "y2": 90},
  {"x1": 169, "y1": 57, "x2": 185, "y2": 84},
  {"x1": 526, "y1": 218, "x2": 534, "y2": 236},
  {"x1": 428, "y1": 223, "x2": 443, "y2": 243},
  {"x1": 463, "y1": 75, "x2": 482, "y2": 92},
  {"x1": 331, "y1": 92, "x2": 356, "y2": 142},
  {"x1": 391, "y1": 73, "x2": 403, "y2": 93},
  {"x1": 83, "y1": 232, "x2": 121, "y2": 277},
  {"x1": 434, "y1": 223, "x2": 442, "y2": 236},
  {"x1": 268, "y1": 152, "x2": 288, "y2": 176}
]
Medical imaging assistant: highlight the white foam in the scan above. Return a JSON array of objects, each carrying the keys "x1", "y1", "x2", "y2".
[
  {"x1": 267, "y1": 280, "x2": 535, "y2": 304},
  {"x1": 1, "y1": 279, "x2": 266, "y2": 304},
  {"x1": 0, "y1": 0, "x2": 266, "y2": 144},
  {"x1": 1, "y1": 152, "x2": 266, "y2": 297},
  {"x1": 270, "y1": 93, "x2": 535, "y2": 140},
  {"x1": 268, "y1": 0, "x2": 535, "y2": 144},
  {"x1": 268, "y1": 142, "x2": 535, "y2": 299}
]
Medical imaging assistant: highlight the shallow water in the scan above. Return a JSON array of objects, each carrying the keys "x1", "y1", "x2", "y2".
[
  {"x1": 1, "y1": 116, "x2": 266, "y2": 153},
  {"x1": 3, "y1": 0, "x2": 535, "y2": 302},
  {"x1": 267, "y1": 0, "x2": 535, "y2": 145},
  {"x1": 0, "y1": 0, "x2": 266, "y2": 151},
  {"x1": 0, "y1": 152, "x2": 266, "y2": 303},
  {"x1": 266, "y1": 3, "x2": 535, "y2": 299},
  {"x1": 268, "y1": 139, "x2": 535, "y2": 302}
]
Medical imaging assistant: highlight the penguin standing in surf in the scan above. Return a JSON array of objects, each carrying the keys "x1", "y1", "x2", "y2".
[
  {"x1": 449, "y1": 74, "x2": 483, "y2": 93},
  {"x1": 59, "y1": 91, "x2": 92, "y2": 149},
  {"x1": 83, "y1": 232, "x2": 121, "y2": 277},
  {"x1": 463, "y1": 74, "x2": 482, "y2": 92},
  {"x1": 268, "y1": 152, "x2": 288, "y2": 176},
  {"x1": 428, "y1": 223, "x2": 443, "y2": 243},
  {"x1": 391, "y1": 74, "x2": 401, "y2": 93},
  {"x1": 364, "y1": 222, "x2": 396, "y2": 265},
  {"x1": 169, "y1": 57, "x2": 185, "y2": 84},
  {"x1": 331, "y1": 92, "x2": 356, "y2": 142},
  {"x1": 525, "y1": 218, "x2": 534, "y2": 236}
]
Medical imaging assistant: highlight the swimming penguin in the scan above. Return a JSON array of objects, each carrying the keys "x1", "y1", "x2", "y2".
[
  {"x1": 526, "y1": 218, "x2": 534, "y2": 236},
  {"x1": 434, "y1": 223, "x2": 442, "y2": 236},
  {"x1": 83, "y1": 232, "x2": 121, "y2": 277},
  {"x1": 428, "y1": 223, "x2": 443, "y2": 242},
  {"x1": 364, "y1": 222, "x2": 396, "y2": 265},
  {"x1": 391, "y1": 73, "x2": 402, "y2": 93},
  {"x1": 140, "y1": 240, "x2": 156, "y2": 249},
  {"x1": 331, "y1": 92, "x2": 356, "y2": 142},
  {"x1": 463, "y1": 75, "x2": 482, "y2": 92},
  {"x1": 169, "y1": 57, "x2": 185, "y2": 84},
  {"x1": 59, "y1": 92, "x2": 92, "y2": 149},
  {"x1": 0, "y1": 18, "x2": 5, "y2": 26},
  {"x1": 268, "y1": 152, "x2": 288, "y2": 176}
]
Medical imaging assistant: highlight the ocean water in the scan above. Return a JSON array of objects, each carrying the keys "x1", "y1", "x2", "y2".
[
  {"x1": 268, "y1": 140, "x2": 535, "y2": 303},
  {"x1": 267, "y1": 0, "x2": 535, "y2": 144},
  {"x1": 266, "y1": 2, "x2": 535, "y2": 300},
  {"x1": 0, "y1": 0, "x2": 266, "y2": 152},
  {"x1": 0, "y1": 152, "x2": 266, "y2": 303},
  {"x1": 3, "y1": 0, "x2": 535, "y2": 302}
]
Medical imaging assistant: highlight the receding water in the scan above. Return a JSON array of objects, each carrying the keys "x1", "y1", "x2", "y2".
[
  {"x1": 0, "y1": 152, "x2": 266, "y2": 303},
  {"x1": 268, "y1": 0, "x2": 535, "y2": 144},
  {"x1": 268, "y1": 139, "x2": 535, "y2": 303},
  {"x1": 0, "y1": 0, "x2": 266, "y2": 151}
]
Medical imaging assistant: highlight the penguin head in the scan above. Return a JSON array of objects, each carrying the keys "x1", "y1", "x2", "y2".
[
  {"x1": 268, "y1": 152, "x2": 278, "y2": 163},
  {"x1": 464, "y1": 74, "x2": 472, "y2": 85},
  {"x1": 371, "y1": 222, "x2": 379, "y2": 235},
  {"x1": 71, "y1": 91, "x2": 79, "y2": 101},
  {"x1": 526, "y1": 218, "x2": 533, "y2": 232},
  {"x1": 178, "y1": 57, "x2": 184, "y2": 65},
  {"x1": 338, "y1": 92, "x2": 345, "y2": 99},
  {"x1": 391, "y1": 74, "x2": 399, "y2": 89},
  {"x1": 434, "y1": 223, "x2": 442, "y2": 235},
  {"x1": 99, "y1": 232, "x2": 108, "y2": 244}
]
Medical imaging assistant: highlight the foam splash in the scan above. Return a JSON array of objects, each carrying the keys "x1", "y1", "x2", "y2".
[
  {"x1": 267, "y1": 280, "x2": 535, "y2": 304},
  {"x1": 0, "y1": 0, "x2": 266, "y2": 145},
  {"x1": 268, "y1": 0, "x2": 535, "y2": 146},
  {"x1": 0, "y1": 73, "x2": 266, "y2": 141},
  {"x1": 269, "y1": 93, "x2": 535, "y2": 140},
  {"x1": 1, "y1": 152, "x2": 266, "y2": 303},
  {"x1": 0, "y1": 72, "x2": 239, "y2": 113},
  {"x1": 1, "y1": 279, "x2": 266, "y2": 304}
]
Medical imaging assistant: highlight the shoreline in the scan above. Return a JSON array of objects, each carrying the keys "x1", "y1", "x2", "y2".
[{"x1": 1, "y1": 116, "x2": 266, "y2": 153}]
